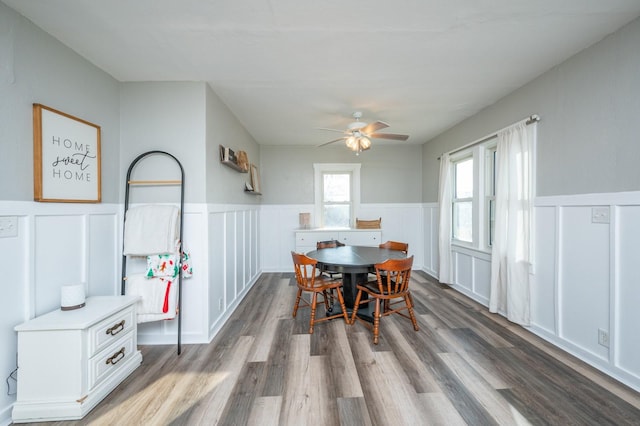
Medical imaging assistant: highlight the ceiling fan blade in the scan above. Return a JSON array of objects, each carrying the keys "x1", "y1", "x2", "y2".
[
  {"x1": 361, "y1": 121, "x2": 389, "y2": 134},
  {"x1": 316, "y1": 127, "x2": 348, "y2": 134},
  {"x1": 369, "y1": 132, "x2": 409, "y2": 141},
  {"x1": 318, "y1": 137, "x2": 347, "y2": 147}
]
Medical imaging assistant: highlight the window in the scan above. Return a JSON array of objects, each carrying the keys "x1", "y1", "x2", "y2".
[
  {"x1": 449, "y1": 138, "x2": 496, "y2": 250},
  {"x1": 452, "y1": 156, "x2": 473, "y2": 242},
  {"x1": 314, "y1": 164, "x2": 361, "y2": 228},
  {"x1": 322, "y1": 172, "x2": 351, "y2": 227}
]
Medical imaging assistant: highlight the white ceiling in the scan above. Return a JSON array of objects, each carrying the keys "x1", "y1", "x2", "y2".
[{"x1": 5, "y1": 0, "x2": 640, "y2": 147}]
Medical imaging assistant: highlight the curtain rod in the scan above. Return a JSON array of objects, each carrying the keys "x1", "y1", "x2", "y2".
[{"x1": 438, "y1": 114, "x2": 539, "y2": 160}]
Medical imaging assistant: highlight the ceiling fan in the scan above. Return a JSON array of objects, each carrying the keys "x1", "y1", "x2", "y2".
[{"x1": 317, "y1": 112, "x2": 409, "y2": 154}]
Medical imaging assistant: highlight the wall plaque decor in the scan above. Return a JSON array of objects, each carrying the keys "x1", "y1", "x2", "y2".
[
  {"x1": 33, "y1": 104, "x2": 101, "y2": 202},
  {"x1": 250, "y1": 164, "x2": 261, "y2": 194}
]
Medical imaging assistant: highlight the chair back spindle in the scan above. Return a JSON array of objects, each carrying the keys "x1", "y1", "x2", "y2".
[
  {"x1": 291, "y1": 251, "x2": 349, "y2": 334},
  {"x1": 350, "y1": 255, "x2": 418, "y2": 344}
]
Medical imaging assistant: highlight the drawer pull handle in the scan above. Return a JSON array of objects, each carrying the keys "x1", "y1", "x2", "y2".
[
  {"x1": 106, "y1": 347, "x2": 126, "y2": 365},
  {"x1": 106, "y1": 320, "x2": 125, "y2": 336}
]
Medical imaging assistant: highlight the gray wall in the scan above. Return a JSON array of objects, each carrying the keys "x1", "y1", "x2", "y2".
[
  {"x1": 0, "y1": 3, "x2": 122, "y2": 419},
  {"x1": 422, "y1": 17, "x2": 640, "y2": 201},
  {"x1": 260, "y1": 144, "x2": 423, "y2": 204},
  {"x1": 205, "y1": 85, "x2": 261, "y2": 204},
  {"x1": 118, "y1": 82, "x2": 261, "y2": 204},
  {"x1": 0, "y1": 4, "x2": 121, "y2": 202},
  {"x1": 120, "y1": 82, "x2": 207, "y2": 203}
]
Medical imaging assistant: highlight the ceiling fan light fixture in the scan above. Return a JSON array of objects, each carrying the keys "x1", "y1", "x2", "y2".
[
  {"x1": 317, "y1": 112, "x2": 408, "y2": 153},
  {"x1": 348, "y1": 121, "x2": 367, "y2": 131},
  {"x1": 345, "y1": 135, "x2": 357, "y2": 149},
  {"x1": 360, "y1": 136, "x2": 371, "y2": 150},
  {"x1": 347, "y1": 136, "x2": 372, "y2": 155}
]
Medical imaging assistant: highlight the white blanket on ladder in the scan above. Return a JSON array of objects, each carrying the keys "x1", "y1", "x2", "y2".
[
  {"x1": 126, "y1": 274, "x2": 178, "y2": 323},
  {"x1": 123, "y1": 205, "x2": 180, "y2": 255}
]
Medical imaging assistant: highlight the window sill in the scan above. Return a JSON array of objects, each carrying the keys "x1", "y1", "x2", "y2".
[{"x1": 451, "y1": 242, "x2": 492, "y2": 259}]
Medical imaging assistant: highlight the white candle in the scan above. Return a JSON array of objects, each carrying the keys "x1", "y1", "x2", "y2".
[{"x1": 60, "y1": 284, "x2": 86, "y2": 311}]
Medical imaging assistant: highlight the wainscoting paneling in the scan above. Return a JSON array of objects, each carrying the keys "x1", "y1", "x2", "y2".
[
  {"x1": 34, "y1": 215, "x2": 86, "y2": 316},
  {"x1": 559, "y1": 206, "x2": 610, "y2": 361},
  {"x1": 473, "y1": 255, "x2": 491, "y2": 297},
  {"x1": 422, "y1": 203, "x2": 438, "y2": 276},
  {"x1": 226, "y1": 212, "x2": 237, "y2": 303},
  {"x1": 206, "y1": 204, "x2": 261, "y2": 342},
  {"x1": 426, "y1": 192, "x2": 640, "y2": 392},
  {"x1": 260, "y1": 203, "x2": 425, "y2": 272},
  {"x1": 178, "y1": 210, "x2": 208, "y2": 339},
  {"x1": 129, "y1": 206, "x2": 208, "y2": 346},
  {"x1": 358, "y1": 203, "x2": 424, "y2": 268},
  {"x1": 454, "y1": 250, "x2": 473, "y2": 291},
  {"x1": 260, "y1": 204, "x2": 312, "y2": 272},
  {"x1": 208, "y1": 211, "x2": 225, "y2": 320},
  {"x1": 616, "y1": 205, "x2": 640, "y2": 378},
  {"x1": 450, "y1": 245, "x2": 491, "y2": 306},
  {"x1": 529, "y1": 193, "x2": 640, "y2": 390},
  {"x1": 235, "y1": 211, "x2": 244, "y2": 296},
  {"x1": 0, "y1": 201, "x2": 122, "y2": 426},
  {"x1": 88, "y1": 213, "x2": 119, "y2": 296},
  {"x1": 531, "y1": 206, "x2": 557, "y2": 336},
  {"x1": 1, "y1": 201, "x2": 261, "y2": 423}
]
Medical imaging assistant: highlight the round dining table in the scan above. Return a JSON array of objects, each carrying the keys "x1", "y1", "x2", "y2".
[{"x1": 305, "y1": 245, "x2": 407, "y2": 322}]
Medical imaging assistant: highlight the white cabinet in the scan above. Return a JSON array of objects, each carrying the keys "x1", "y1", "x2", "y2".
[
  {"x1": 340, "y1": 230, "x2": 382, "y2": 246},
  {"x1": 295, "y1": 229, "x2": 382, "y2": 254},
  {"x1": 12, "y1": 296, "x2": 143, "y2": 423}
]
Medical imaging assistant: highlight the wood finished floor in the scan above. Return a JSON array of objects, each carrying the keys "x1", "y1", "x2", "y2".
[{"x1": 25, "y1": 272, "x2": 640, "y2": 426}]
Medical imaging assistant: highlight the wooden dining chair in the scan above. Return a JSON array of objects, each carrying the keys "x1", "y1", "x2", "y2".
[
  {"x1": 350, "y1": 256, "x2": 418, "y2": 344},
  {"x1": 291, "y1": 251, "x2": 349, "y2": 334},
  {"x1": 378, "y1": 240, "x2": 409, "y2": 253},
  {"x1": 370, "y1": 240, "x2": 410, "y2": 281},
  {"x1": 316, "y1": 239, "x2": 345, "y2": 278},
  {"x1": 316, "y1": 239, "x2": 345, "y2": 250}
]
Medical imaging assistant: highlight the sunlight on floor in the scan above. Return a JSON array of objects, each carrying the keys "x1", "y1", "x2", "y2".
[{"x1": 89, "y1": 370, "x2": 231, "y2": 424}]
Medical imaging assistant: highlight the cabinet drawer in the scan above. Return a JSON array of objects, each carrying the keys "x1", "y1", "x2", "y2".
[
  {"x1": 88, "y1": 330, "x2": 135, "y2": 390},
  {"x1": 340, "y1": 231, "x2": 381, "y2": 246},
  {"x1": 295, "y1": 232, "x2": 339, "y2": 246},
  {"x1": 89, "y1": 306, "x2": 135, "y2": 356}
]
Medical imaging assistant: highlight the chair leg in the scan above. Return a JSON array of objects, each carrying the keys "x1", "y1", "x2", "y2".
[
  {"x1": 327, "y1": 288, "x2": 335, "y2": 312},
  {"x1": 292, "y1": 288, "x2": 303, "y2": 317},
  {"x1": 350, "y1": 290, "x2": 363, "y2": 325},
  {"x1": 372, "y1": 298, "x2": 381, "y2": 345},
  {"x1": 335, "y1": 287, "x2": 349, "y2": 323},
  {"x1": 405, "y1": 294, "x2": 419, "y2": 331},
  {"x1": 322, "y1": 290, "x2": 331, "y2": 312},
  {"x1": 309, "y1": 292, "x2": 318, "y2": 334}
]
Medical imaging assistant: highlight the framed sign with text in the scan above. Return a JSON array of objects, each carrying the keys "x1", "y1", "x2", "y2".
[{"x1": 33, "y1": 104, "x2": 101, "y2": 203}]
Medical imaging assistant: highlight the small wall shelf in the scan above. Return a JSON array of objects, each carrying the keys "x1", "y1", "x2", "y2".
[
  {"x1": 219, "y1": 144, "x2": 248, "y2": 173},
  {"x1": 221, "y1": 159, "x2": 247, "y2": 173}
]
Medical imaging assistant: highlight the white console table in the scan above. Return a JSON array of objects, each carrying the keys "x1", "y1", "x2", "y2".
[
  {"x1": 295, "y1": 228, "x2": 382, "y2": 254},
  {"x1": 12, "y1": 295, "x2": 143, "y2": 423}
]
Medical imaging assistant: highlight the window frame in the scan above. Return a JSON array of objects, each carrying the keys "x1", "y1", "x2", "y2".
[
  {"x1": 449, "y1": 138, "x2": 496, "y2": 253},
  {"x1": 451, "y1": 154, "x2": 474, "y2": 244},
  {"x1": 314, "y1": 163, "x2": 361, "y2": 228},
  {"x1": 484, "y1": 142, "x2": 498, "y2": 249}
]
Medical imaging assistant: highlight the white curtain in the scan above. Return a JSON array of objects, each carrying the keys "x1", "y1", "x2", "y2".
[
  {"x1": 438, "y1": 153, "x2": 453, "y2": 284},
  {"x1": 489, "y1": 121, "x2": 535, "y2": 325}
]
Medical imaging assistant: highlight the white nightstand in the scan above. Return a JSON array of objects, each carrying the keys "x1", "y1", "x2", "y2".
[{"x1": 12, "y1": 296, "x2": 143, "y2": 423}]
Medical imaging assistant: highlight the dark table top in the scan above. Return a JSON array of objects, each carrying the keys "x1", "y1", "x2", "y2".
[{"x1": 305, "y1": 245, "x2": 406, "y2": 272}]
